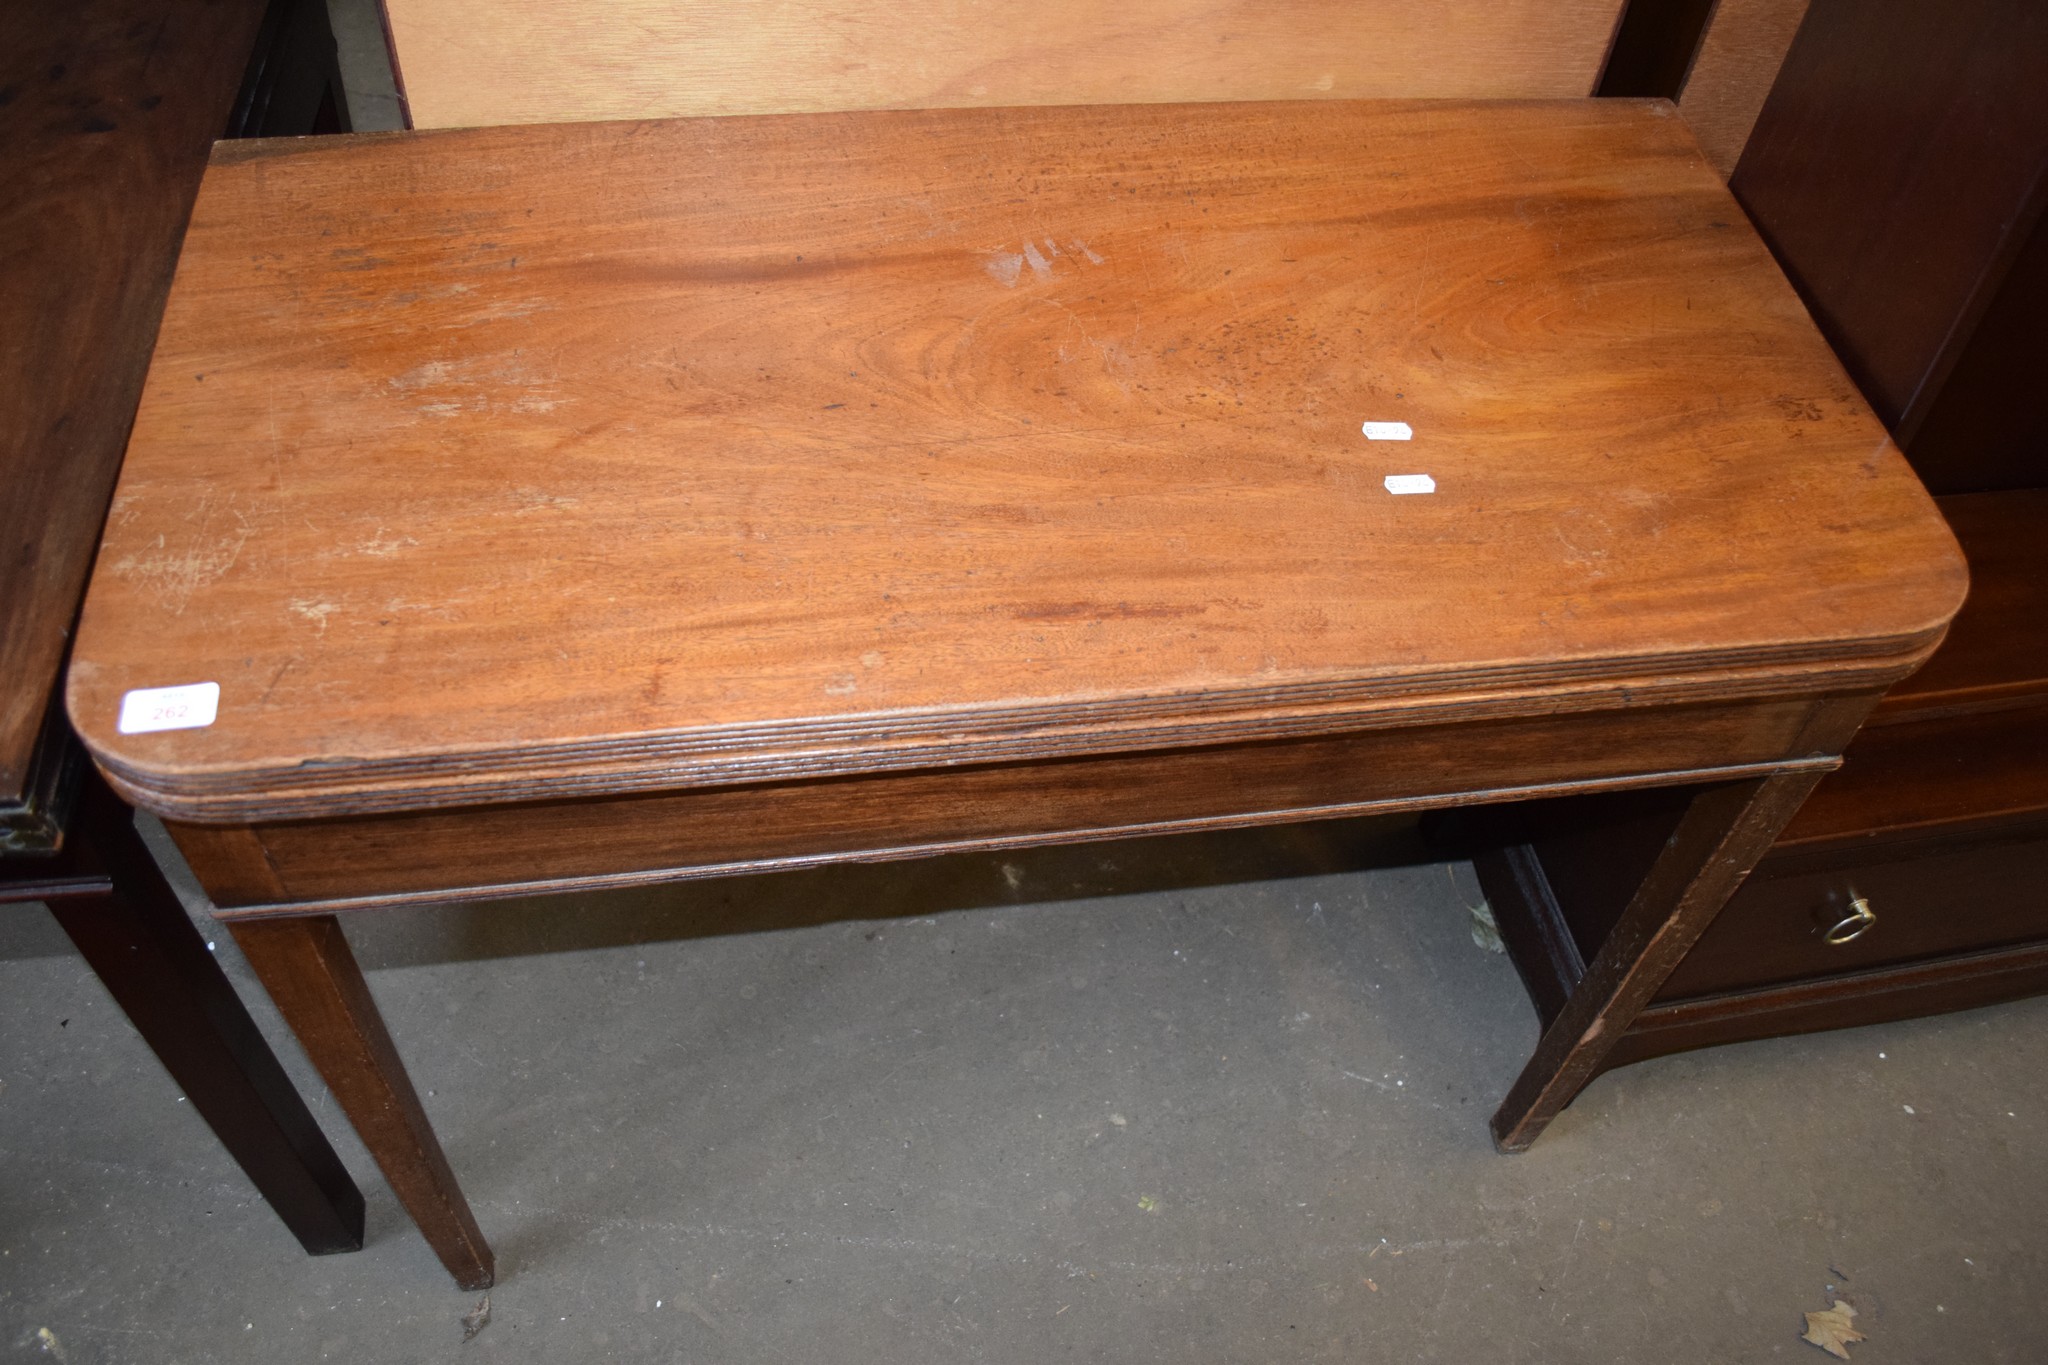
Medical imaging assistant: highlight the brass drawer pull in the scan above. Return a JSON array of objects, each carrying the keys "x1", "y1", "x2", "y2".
[{"x1": 1822, "y1": 895, "x2": 1877, "y2": 945}]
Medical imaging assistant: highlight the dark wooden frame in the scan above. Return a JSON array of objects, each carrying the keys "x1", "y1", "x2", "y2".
[
  {"x1": 3, "y1": 763, "x2": 364, "y2": 1255},
  {"x1": 0, "y1": 0, "x2": 367, "y2": 1259}
]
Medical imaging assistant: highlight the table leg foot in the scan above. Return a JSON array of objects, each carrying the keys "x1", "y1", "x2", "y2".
[
  {"x1": 48, "y1": 791, "x2": 366, "y2": 1255},
  {"x1": 231, "y1": 914, "x2": 495, "y2": 1289},
  {"x1": 1489, "y1": 769, "x2": 1827, "y2": 1152}
]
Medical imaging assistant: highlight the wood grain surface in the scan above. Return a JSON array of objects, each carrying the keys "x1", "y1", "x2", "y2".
[
  {"x1": 176, "y1": 694, "x2": 1845, "y2": 910},
  {"x1": 1774, "y1": 704, "x2": 2048, "y2": 848},
  {"x1": 379, "y1": 0, "x2": 1626, "y2": 129},
  {"x1": 68, "y1": 100, "x2": 1965, "y2": 823},
  {"x1": 1874, "y1": 491, "x2": 2048, "y2": 719},
  {"x1": 231, "y1": 914, "x2": 493, "y2": 1288},
  {"x1": 0, "y1": 0, "x2": 268, "y2": 805},
  {"x1": 1675, "y1": 0, "x2": 1812, "y2": 176}
]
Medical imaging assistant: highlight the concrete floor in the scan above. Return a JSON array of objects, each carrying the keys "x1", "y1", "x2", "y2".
[{"x1": 4, "y1": 812, "x2": 2045, "y2": 1362}]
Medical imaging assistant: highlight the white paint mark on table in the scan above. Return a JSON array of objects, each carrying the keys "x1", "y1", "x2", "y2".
[
  {"x1": 1383, "y1": 474, "x2": 1436, "y2": 495},
  {"x1": 289, "y1": 598, "x2": 339, "y2": 633},
  {"x1": 118, "y1": 682, "x2": 220, "y2": 734},
  {"x1": 1361, "y1": 421, "x2": 1413, "y2": 441}
]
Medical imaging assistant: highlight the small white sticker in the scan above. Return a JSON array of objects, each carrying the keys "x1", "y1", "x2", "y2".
[
  {"x1": 1361, "y1": 421, "x2": 1413, "y2": 441},
  {"x1": 1383, "y1": 474, "x2": 1436, "y2": 495},
  {"x1": 118, "y1": 682, "x2": 220, "y2": 735}
]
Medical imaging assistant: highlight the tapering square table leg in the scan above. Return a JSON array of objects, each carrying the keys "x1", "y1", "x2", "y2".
[
  {"x1": 230, "y1": 914, "x2": 494, "y2": 1289},
  {"x1": 1490, "y1": 769, "x2": 1828, "y2": 1151},
  {"x1": 40, "y1": 782, "x2": 366, "y2": 1254}
]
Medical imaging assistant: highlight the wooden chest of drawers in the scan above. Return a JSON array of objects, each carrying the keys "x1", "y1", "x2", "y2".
[{"x1": 1476, "y1": 491, "x2": 2048, "y2": 1079}]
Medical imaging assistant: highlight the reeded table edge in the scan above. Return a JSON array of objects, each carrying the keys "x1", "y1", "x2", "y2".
[{"x1": 77, "y1": 626, "x2": 1950, "y2": 825}]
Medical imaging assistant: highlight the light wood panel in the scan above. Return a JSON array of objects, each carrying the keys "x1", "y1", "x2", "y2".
[
  {"x1": 379, "y1": 0, "x2": 1628, "y2": 129},
  {"x1": 68, "y1": 100, "x2": 1965, "y2": 823},
  {"x1": 1677, "y1": 0, "x2": 1812, "y2": 176}
]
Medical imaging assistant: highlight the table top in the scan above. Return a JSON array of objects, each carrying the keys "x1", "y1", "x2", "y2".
[
  {"x1": 68, "y1": 99, "x2": 1966, "y2": 823},
  {"x1": 0, "y1": 0, "x2": 267, "y2": 827}
]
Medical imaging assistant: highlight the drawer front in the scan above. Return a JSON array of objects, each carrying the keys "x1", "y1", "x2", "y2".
[{"x1": 1657, "y1": 834, "x2": 2048, "y2": 1002}]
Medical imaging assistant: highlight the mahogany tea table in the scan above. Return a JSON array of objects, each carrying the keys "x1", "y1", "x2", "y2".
[{"x1": 67, "y1": 99, "x2": 1966, "y2": 1288}]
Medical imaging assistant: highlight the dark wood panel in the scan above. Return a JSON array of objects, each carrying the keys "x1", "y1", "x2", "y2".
[
  {"x1": 1603, "y1": 942, "x2": 2048, "y2": 1069},
  {"x1": 0, "y1": 692, "x2": 84, "y2": 854},
  {"x1": 1729, "y1": 0, "x2": 2048, "y2": 451},
  {"x1": 1474, "y1": 713, "x2": 2048, "y2": 989},
  {"x1": 1774, "y1": 703, "x2": 2048, "y2": 848},
  {"x1": 0, "y1": 0, "x2": 271, "y2": 805},
  {"x1": 227, "y1": 0, "x2": 351, "y2": 139},
  {"x1": 1595, "y1": 0, "x2": 1717, "y2": 98},
  {"x1": 1476, "y1": 819, "x2": 2048, "y2": 1056},
  {"x1": 1470, "y1": 843, "x2": 1583, "y2": 1027},
  {"x1": 1490, "y1": 769, "x2": 1828, "y2": 1149},
  {"x1": 45, "y1": 774, "x2": 365, "y2": 1255},
  {"x1": 1455, "y1": 781, "x2": 1704, "y2": 1016},
  {"x1": 1658, "y1": 831, "x2": 2048, "y2": 999},
  {"x1": 1878, "y1": 490, "x2": 2048, "y2": 717},
  {"x1": 1900, "y1": 210, "x2": 2048, "y2": 495},
  {"x1": 178, "y1": 694, "x2": 1849, "y2": 911}
]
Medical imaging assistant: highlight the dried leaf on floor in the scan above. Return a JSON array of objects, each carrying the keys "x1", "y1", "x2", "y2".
[
  {"x1": 1801, "y1": 1300, "x2": 1864, "y2": 1359},
  {"x1": 1450, "y1": 868, "x2": 1503, "y2": 952},
  {"x1": 461, "y1": 1291, "x2": 492, "y2": 1343}
]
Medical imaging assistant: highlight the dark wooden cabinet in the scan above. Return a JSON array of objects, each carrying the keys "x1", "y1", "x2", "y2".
[{"x1": 1479, "y1": 0, "x2": 2048, "y2": 1080}]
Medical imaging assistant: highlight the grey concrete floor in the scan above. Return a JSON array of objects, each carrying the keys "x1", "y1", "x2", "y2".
[{"x1": 3, "y1": 812, "x2": 2045, "y2": 1363}]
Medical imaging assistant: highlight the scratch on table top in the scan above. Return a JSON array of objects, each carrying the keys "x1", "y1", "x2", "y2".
[
  {"x1": 288, "y1": 598, "x2": 337, "y2": 634},
  {"x1": 508, "y1": 487, "x2": 582, "y2": 514},
  {"x1": 106, "y1": 496, "x2": 252, "y2": 615},
  {"x1": 387, "y1": 352, "x2": 567, "y2": 418},
  {"x1": 353, "y1": 528, "x2": 420, "y2": 558}
]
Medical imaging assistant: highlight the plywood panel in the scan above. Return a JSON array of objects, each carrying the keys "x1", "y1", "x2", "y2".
[
  {"x1": 379, "y1": 0, "x2": 1627, "y2": 128},
  {"x1": 1677, "y1": 0, "x2": 1811, "y2": 176}
]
